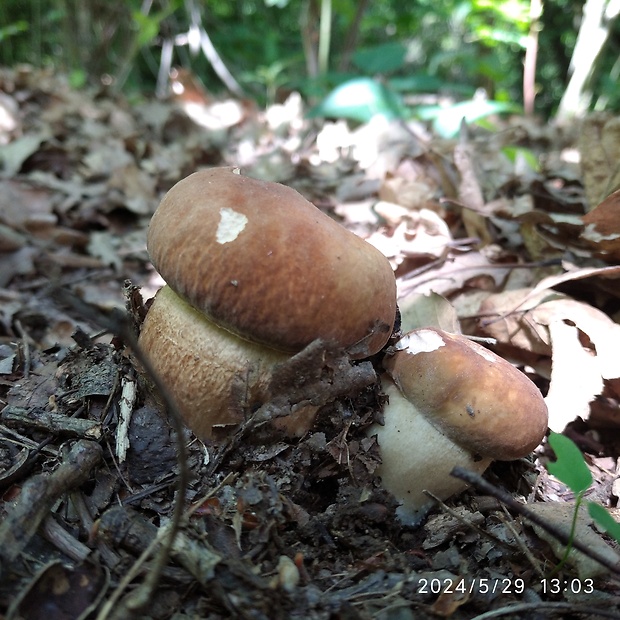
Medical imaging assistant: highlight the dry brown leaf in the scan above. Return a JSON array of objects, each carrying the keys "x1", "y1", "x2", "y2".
[
  {"x1": 379, "y1": 175, "x2": 436, "y2": 210},
  {"x1": 0, "y1": 133, "x2": 47, "y2": 176},
  {"x1": 398, "y1": 292, "x2": 461, "y2": 334},
  {"x1": 478, "y1": 288, "x2": 556, "y2": 355},
  {"x1": 453, "y1": 140, "x2": 493, "y2": 245},
  {"x1": 107, "y1": 163, "x2": 156, "y2": 215},
  {"x1": 478, "y1": 287, "x2": 620, "y2": 431},
  {"x1": 581, "y1": 189, "x2": 620, "y2": 260},
  {"x1": 398, "y1": 250, "x2": 514, "y2": 298},
  {"x1": 0, "y1": 179, "x2": 56, "y2": 230},
  {"x1": 366, "y1": 205, "x2": 451, "y2": 269},
  {"x1": 578, "y1": 114, "x2": 620, "y2": 210},
  {"x1": 531, "y1": 298, "x2": 620, "y2": 382},
  {"x1": 486, "y1": 265, "x2": 620, "y2": 321},
  {"x1": 526, "y1": 502, "x2": 620, "y2": 579},
  {"x1": 430, "y1": 576, "x2": 470, "y2": 616}
]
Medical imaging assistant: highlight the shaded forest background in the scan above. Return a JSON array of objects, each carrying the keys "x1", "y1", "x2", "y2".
[{"x1": 2, "y1": 0, "x2": 620, "y2": 121}]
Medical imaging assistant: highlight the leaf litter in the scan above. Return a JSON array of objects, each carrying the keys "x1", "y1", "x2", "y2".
[{"x1": 0, "y1": 66, "x2": 620, "y2": 618}]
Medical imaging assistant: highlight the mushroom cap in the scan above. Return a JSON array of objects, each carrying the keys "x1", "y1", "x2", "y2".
[
  {"x1": 138, "y1": 285, "x2": 288, "y2": 440},
  {"x1": 383, "y1": 328, "x2": 548, "y2": 460},
  {"x1": 147, "y1": 168, "x2": 396, "y2": 358}
]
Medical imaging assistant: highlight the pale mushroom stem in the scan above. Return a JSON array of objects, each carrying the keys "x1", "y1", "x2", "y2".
[{"x1": 370, "y1": 379, "x2": 492, "y2": 523}]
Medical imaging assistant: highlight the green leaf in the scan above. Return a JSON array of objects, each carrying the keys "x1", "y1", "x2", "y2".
[
  {"x1": 0, "y1": 21, "x2": 29, "y2": 42},
  {"x1": 132, "y1": 12, "x2": 160, "y2": 48},
  {"x1": 502, "y1": 146, "x2": 540, "y2": 172},
  {"x1": 546, "y1": 432, "x2": 593, "y2": 495},
  {"x1": 413, "y1": 98, "x2": 521, "y2": 138},
  {"x1": 587, "y1": 502, "x2": 620, "y2": 544},
  {"x1": 69, "y1": 70, "x2": 87, "y2": 89},
  {"x1": 308, "y1": 77, "x2": 406, "y2": 123},
  {"x1": 132, "y1": 8, "x2": 175, "y2": 49},
  {"x1": 352, "y1": 42, "x2": 407, "y2": 75}
]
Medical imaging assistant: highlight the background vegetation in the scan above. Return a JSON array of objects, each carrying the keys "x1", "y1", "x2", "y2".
[{"x1": 1, "y1": 0, "x2": 619, "y2": 119}]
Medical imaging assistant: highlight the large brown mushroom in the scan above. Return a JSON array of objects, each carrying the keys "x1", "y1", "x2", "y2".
[
  {"x1": 139, "y1": 167, "x2": 397, "y2": 439},
  {"x1": 368, "y1": 327, "x2": 548, "y2": 522}
]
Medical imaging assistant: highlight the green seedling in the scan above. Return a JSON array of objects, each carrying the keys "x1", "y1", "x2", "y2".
[
  {"x1": 545, "y1": 431, "x2": 620, "y2": 573},
  {"x1": 546, "y1": 432, "x2": 593, "y2": 494}
]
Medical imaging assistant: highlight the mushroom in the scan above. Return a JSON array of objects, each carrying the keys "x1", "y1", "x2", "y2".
[
  {"x1": 139, "y1": 167, "x2": 397, "y2": 439},
  {"x1": 368, "y1": 327, "x2": 548, "y2": 522}
]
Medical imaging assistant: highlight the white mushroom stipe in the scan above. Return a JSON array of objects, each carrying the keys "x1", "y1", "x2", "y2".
[
  {"x1": 372, "y1": 379, "x2": 491, "y2": 524},
  {"x1": 216, "y1": 207, "x2": 249, "y2": 244}
]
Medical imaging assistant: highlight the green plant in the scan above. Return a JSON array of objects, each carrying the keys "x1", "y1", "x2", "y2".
[{"x1": 546, "y1": 431, "x2": 620, "y2": 573}]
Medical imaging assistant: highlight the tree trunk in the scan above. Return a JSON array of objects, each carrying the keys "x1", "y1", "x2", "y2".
[{"x1": 556, "y1": 0, "x2": 620, "y2": 120}]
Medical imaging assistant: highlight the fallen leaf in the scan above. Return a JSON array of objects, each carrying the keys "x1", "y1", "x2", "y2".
[
  {"x1": 485, "y1": 265, "x2": 620, "y2": 322},
  {"x1": 454, "y1": 139, "x2": 493, "y2": 245},
  {"x1": 398, "y1": 250, "x2": 514, "y2": 298},
  {"x1": 544, "y1": 319, "x2": 604, "y2": 431},
  {"x1": 430, "y1": 576, "x2": 470, "y2": 616},
  {"x1": 581, "y1": 189, "x2": 620, "y2": 260},
  {"x1": 532, "y1": 298, "x2": 620, "y2": 382},
  {"x1": 578, "y1": 115, "x2": 620, "y2": 210},
  {"x1": 525, "y1": 502, "x2": 620, "y2": 580},
  {"x1": 398, "y1": 292, "x2": 461, "y2": 334},
  {"x1": 480, "y1": 290, "x2": 620, "y2": 431},
  {"x1": 478, "y1": 288, "x2": 556, "y2": 356},
  {"x1": 366, "y1": 205, "x2": 451, "y2": 270},
  {"x1": 0, "y1": 133, "x2": 48, "y2": 176}
]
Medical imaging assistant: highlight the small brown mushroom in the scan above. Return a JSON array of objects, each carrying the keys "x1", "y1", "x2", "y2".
[
  {"x1": 368, "y1": 327, "x2": 548, "y2": 522},
  {"x1": 139, "y1": 168, "x2": 397, "y2": 439}
]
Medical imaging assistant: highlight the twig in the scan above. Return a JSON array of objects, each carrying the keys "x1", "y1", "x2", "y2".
[
  {"x1": 50, "y1": 286, "x2": 189, "y2": 618},
  {"x1": 423, "y1": 490, "x2": 519, "y2": 553},
  {"x1": 1, "y1": 406, "x2": 102, "y2": 439},
  {"x1": 41, "y1": 514, "x2": 92, "y2": 562},
  {"x1": 451, "y1": 466, "x2": 620, "y2": 576},
  {"x1": 0, "y1": 439, "x2": 103, "y2": 563},
  {"x1": 470, "y1": 601, "x2": 620, "y2": 620},
  {"x1": 496, "y1": 510, "x2": 545, "y2": 579}
]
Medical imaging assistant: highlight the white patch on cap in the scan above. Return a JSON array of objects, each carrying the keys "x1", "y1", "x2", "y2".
[
  {"x1": 395, "y1": 329, "x2": 446, "y2": 354},
  {"x1": 469, "y1": 342, "x2": 498, "y2": 363},
  {"x1": 216, "y1": 207, "x2": 248, "y2": 244}
]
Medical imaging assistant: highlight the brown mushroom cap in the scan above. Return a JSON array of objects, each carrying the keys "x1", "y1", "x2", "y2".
[
  {"x1": 138, "y1": 285, "x2": 289, "y2": 439},
  {"x1": 383, "y1": 328, "x2": 548, "y2": 460},
  {"x1": 147, "y1": 168, "x2": 397, "y2": 358}
]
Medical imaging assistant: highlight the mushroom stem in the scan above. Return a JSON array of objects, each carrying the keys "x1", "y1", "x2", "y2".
[
  {"x1": 369, "y1": 378, "x2": 492, "y2": 523},
  {"x1": 138, "y1": 286, "x2": 289, "y2": 440}
]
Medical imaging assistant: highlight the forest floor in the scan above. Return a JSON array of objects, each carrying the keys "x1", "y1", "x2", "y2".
[{"x1": 1, "y1": 66, "x2": 620, "y2": 619}]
